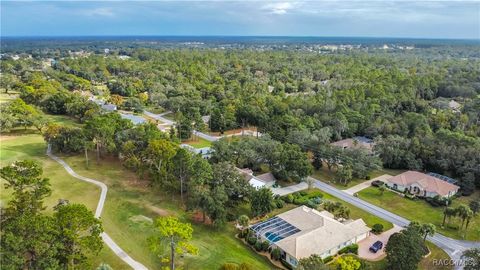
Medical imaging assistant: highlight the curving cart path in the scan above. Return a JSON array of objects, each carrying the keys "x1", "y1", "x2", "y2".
[{"x1": 47, "y1": 145, "x2": 148, "y2": 270}]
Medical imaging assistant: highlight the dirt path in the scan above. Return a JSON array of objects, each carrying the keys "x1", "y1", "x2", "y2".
[{"x1": 47, "y1": 145, "x2": 148, "y2": 270}]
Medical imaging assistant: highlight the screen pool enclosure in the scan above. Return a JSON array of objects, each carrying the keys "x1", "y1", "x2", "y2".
[{"x1": 250, "y1": 216, "x2": 300, "y2": 244}]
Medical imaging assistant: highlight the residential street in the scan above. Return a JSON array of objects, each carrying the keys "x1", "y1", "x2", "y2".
[
  {"x1": 144, "y1": 110, "x2": 220, "y2": 142},
  {"x1": 310, "y1": 176, "x2": 480, "y2": 269}
]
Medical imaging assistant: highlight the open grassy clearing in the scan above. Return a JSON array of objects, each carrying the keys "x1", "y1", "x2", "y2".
[
  {"x1": 60, "y1": 154, "x2": 277, "y2": 270},
  {"x1": 0, "y1": 134, "x2": 128, "y2": 269},
  {"x1": 358, "y1": 187, "x2": 480, "y2": 241},
  {"x1": 183, "y1": 136, "x2": 212, "y2": 148},
  {"x1": 312, "y1": 164, "x2": 405, "y2": 189}
]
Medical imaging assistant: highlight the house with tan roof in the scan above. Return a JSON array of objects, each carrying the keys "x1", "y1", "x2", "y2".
[
  {"x1": 250, "y1": 206, "x2": 370, "y2": 268},
  {"x1": 386, "y1": 171, "x2": 460, "y2": 198},
  {"x1": 237, "y1": 168, "x2": 277, "y2": 189}
]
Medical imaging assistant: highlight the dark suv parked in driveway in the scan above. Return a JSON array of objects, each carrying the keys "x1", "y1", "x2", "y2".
[
  {"x1": 371, "y1": 180, "x2": 385, "y2": 187},
  {"x1": 369, "y1": 241, "x2": 383, "y2": 253}
]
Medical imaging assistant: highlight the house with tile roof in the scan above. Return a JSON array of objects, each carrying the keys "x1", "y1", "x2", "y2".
[
  {"x1": 386, "y1": 171, "x2": 460, "y2": 198},
  {"x1": 250, "y1": 206, "x2": 370, "y2": 268},
  {"x1": 237, "y1": 168, "x2": 277, "y2": 189}
]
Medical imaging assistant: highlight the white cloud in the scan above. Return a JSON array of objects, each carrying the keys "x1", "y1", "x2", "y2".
[
  {"x1": 83, "y1": 7, "x2": 115, "y2": 17},
  {"x1": 262, "y1": 2, "x2": 297, "y2": 15}
]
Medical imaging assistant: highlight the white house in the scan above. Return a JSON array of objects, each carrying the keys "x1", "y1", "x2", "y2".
[
  {"x1": 386, "y1": 171, "x2": 460, "y2": 198},
  {"x1": 250, "y1": 206, "x2": 370, "y2": 268},
  {"x1": 237, "y1": 168, "x2": 276, "y2": 189}
]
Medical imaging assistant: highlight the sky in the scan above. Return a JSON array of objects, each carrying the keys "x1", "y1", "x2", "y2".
[{"x1": 1, "y1": 1, "x2": 479, "y2": 39}]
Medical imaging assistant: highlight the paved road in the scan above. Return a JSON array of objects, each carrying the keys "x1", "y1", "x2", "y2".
[
  {"x1": 309, "y1": 176, "x2": 480, "y2": 269},
  {"x1": 47, "y1": 145, "x2": 149, "y2": 270},
  {"x1": 144, "y1": 110, "x2": 220, "y2": 142}
]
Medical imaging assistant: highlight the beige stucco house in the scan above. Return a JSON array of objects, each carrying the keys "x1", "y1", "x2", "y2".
[
  {"x1": 386, "y1": 171, "x2": 460, "y2": 198},
  {"x1": 250, "y1": 206, "x2": 370, "y2": 268}
]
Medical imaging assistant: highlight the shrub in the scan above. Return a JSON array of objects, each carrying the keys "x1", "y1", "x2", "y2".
[
  {"x1": 247, "y1": 237, "x2": 257, "y2": 246},
  {"x1": 339, "y1": 244, "x2": 359, "y2": 255},
  {"x1": 426, "y1": 195, "x2": 450, "y2": 207},
  {"x1": 372, "y1": 223, "x2": 384, "y2": 234},
  {"x1": 280, "y1": 259, "x2": 294, "y2": 270},
  {"x1": 220, "y1": 263, "x2": 239, "y2": 270},
  {"x1": 323, "y1": 256, "x2": 333, "y2": 264},
  {"x1": 254, "y1": 241, "x2": 263, "y2": 251},
  {"x1": 293, "y1": 196, "x2": 309, "y2": 205},
  {"x1": 299, "y1": 191, "x2": 308, "y2": 196},
  {"x1": 283, "y1": 194, "x2": 294, "y2": 203},
  {"x1": 310, "y1": 196, "x2": 323, "y2": 204},
  {"x1": 271, "y1": 248, "x2": 281, "y2": 261},
  {"x1": 306, "y1": 200, "x2": 319, "y2": 209},
  {"x1": 238, "y1": 263, "x2": 253, "y2": 270},
  {"x1": 292, "y1": 192, "x2": 301, "y2": 198},
  {"x1": 261, "y1": 241, "x2": 270, "y2": 252},
  {"x1": 306, "y1": 190, "x2": 324, "y2": 199},
  {"x1": 275, "y1": 199, "x2": 285, "y2": 208},
  {"x1": 365, "y1": 175, "x2": 371, "y2": 180}
]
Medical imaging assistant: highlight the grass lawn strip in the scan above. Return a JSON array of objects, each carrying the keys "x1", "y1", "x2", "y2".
[{"x1": 358, "y1": 187, "x2": 480, "y2": 241}]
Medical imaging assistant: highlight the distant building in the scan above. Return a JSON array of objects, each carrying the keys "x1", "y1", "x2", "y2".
[
  {"x1": 201, "y1": 115, "x2": 211, "y2": 125},
  {"x1": 237, "y1": 168, "x2": 277, "y2": 189},
  {"x1": 119, "y1": 113, "x2": 146, "y2": 125},
  {"x1": 250, "y1": 206, "x2": 370, "y2": 268},
  {"x1": 101, "y1": 104, "x2": 117, "y2": 112},
  {"x1": 180, "y1": 144, "x2": 212, "y2": 159},
  {"x1": 386, "y1": 171, "x2": 460, "y2": 198},
  {"x1": 331, "y1": 136, "x2": 375, "y2": 153}
]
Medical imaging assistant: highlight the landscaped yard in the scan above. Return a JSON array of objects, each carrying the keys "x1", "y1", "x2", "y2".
[
  {"x1": 312, "y1": 165, "x2": 405, "y2": 189},
  {"x1": 358, "y1": 187, "x2": 480, "y2": 241},
  {"x1": 327, "y1": 242, "x2": 453, "y2": 270},
  {"x1": 183, "y1": 137, "x2": 212, "y2": 148},
  {"x1": 316, "y1": 190, "x2": 394, "y2": 231}
]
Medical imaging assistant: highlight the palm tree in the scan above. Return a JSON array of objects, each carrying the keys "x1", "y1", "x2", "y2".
[
  {"x1": 442, "y1": 207, "x2": 456, "y2": 227},
  {"x1": 420, "y1": 223, "x2": 436, "y2": 242},
  {"x1": 237, "y1": 215, "x2": 250, "y2": 236},
  {"x1": 379, "y1": 185, "x2": 386, "y2": 196},
  {"x1": 464, "y1": 209, "x2": 474, "y2": 230},
  {"x1": 457, "y1": 205, "x2": 471, "y2": 229}
]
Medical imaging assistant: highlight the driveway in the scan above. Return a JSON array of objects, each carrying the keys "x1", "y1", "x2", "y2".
[
  {"x1": 271, "y1": 182, "x2": 308, "y2": 196},
  {"x1": 344, "y1": 174, "x2": 392, "y2": 195},
  {"x1": 358, "y1": 225, "x2": 402, "y2": 261}
]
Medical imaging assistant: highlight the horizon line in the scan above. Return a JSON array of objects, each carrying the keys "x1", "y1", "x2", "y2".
[{"x1": 1, "y1": 34, "x2": 479, "y2": 41}]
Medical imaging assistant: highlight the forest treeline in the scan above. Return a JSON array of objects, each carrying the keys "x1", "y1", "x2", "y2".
[{"x1": 1, "y1": 48, "x2": 479, "y2": 194}]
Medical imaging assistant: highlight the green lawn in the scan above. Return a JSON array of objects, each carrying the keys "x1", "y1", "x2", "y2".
[
  {"x1": 44, "y1": 114, "x2": 83, "y2": 128},
  {"x1": 183, "y1": 137, "x2": 212, "y2": 148},
  {"x1": 0, "y1": 134, "x2": 128, "y2": 269},
  {"x1": 358, "y1": 187, "x2": 480, "y2": 241},
  {"x1": 60, "y1": 154, "x2": 276, "y2": 270},
  {"x1": 1, "y1": 134, "x2": 275, "y2": 269},
  {"x1": 312, "y1": 166, "x2": 405, "y2": 190},
  {"x1": 306, "y1": 189, "x2": 393, "y2": 231},
  {"x1": 419, "y1": 242, "x2": 453, "y2": 270}
]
